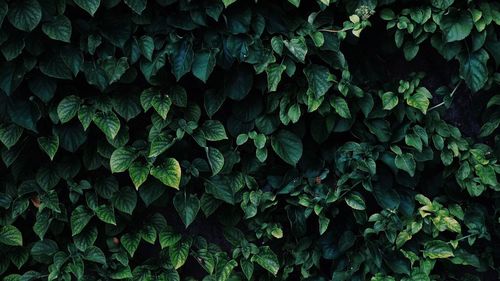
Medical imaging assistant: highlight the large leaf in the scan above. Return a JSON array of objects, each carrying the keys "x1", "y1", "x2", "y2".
[
  {"x1": 7, "y1": 0, "x2": 42, "y2": 32},
  {"x1": 440, "y1": 10, "x2": 473, "y2": 42},
  {"x1": 458, "y1": 49, "x2": 489, "y2": 92}
]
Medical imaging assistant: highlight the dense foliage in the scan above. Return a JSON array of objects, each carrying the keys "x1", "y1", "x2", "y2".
[{"x1": 0, "y1": 0, "x2": 499, "y2": 280}]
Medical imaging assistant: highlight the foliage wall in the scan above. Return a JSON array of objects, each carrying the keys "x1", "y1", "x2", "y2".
[{"x1": 0, "y1": 0, "x2": 500, "y2": 280}]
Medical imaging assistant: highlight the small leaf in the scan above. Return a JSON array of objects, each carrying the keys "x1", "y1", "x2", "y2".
[
  {"x1": 70, "y1": 205, "x2": 94, "y2": 236},
  {"x1": 57, "y1": 95, "x2": 81, "y2": 123},
  {"x1": 271, "y1": 130, "x2": 303, "y2": 166},
  {"x1": 382, "y1": 91, "x2": 398, "y2": 110},
  {"x1": 121, "y1": 232, "x2": 140, "y2": 257},
  {"x1": 423, "y1": 240, "x2": 454, "y2": 259},
  {"x1": 93, "y1": 111, "x2": 121, "y2": 139},
  {"x1": 266, "y1": 63, "x2": 286, "y2": 92},
  {"x1": 407, "y1": 87, "x2": 431, "y2": 114},
  {"x1": 284, "y1": 37, "x2": 307, "y2": 62},
  {"x1": 206, "y1": 147, "x2": 224, "y2": 176},
  {"x1": 95, "y1": 205, "x2": 116, "y2": 225},
  {"x1": 151, "y1": 94, "x2": 172, "y2": 120},
  {"x1": 102, "y1": 57, "x2": 129, "y2": 84},
  {"x1": 124, "y1": 0, "x2": 147, "y2": 14},
  {"x1": 42, "y1": 15, "x2": 72, "y2": 42},
  {"x1": 330, "y1": 96, "x2": 351, "y2": 118},
  {"x1": 112, "y1": 186, "x2": 137, "y2": 215},
  {"x1": 159, "y1": 229, "x2": 181, "y2": 249},
  {"x1": 345, "y1": 193, "x2": 366, "y2": 210},
  {"x1": 251, "y1": 246, "x2": 279, "y2": 275},
  {"x1": 173, "y1": 192, "x2": 200, "y2": 228},
  {"x1": 129, "y1": 162, "x2": 150, "y2": 189},
  {"x1": 395, "y1": 153, "x2": 416, "y2": 177},
  {"x1": 110, "y1": 147, "x2": 138, "y2": 173},
  {"x1": 169, "y1": 240, "x2": 191, "y2": 269},
  {"x1": 84, "y1": 246, "x2": 107, "y2": 265},
  {"x1": 73, "y1": 0, "x2": 100, "y2": 16},
  {"x1": 192, "y1": 49, "x2": 216, "y2": 83},
  {"x1": 150, "y1": 158, "x2": 181, "y2": 189},
  {"x1": 201, "y1": 120, "x2": 228, "y2": 141},
  {"x1": 37, "y1": 135, "x2": 59, "y2": 160}
]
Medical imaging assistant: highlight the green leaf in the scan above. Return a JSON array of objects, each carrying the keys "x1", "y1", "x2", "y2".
[
  {"x1": 37, "y1": 135, "x2": 59, "y2": 160},
  {"x1": 95, "y1": 205, "x2": 116, "y2": 225},
  {"x1": 151, "y1": 95, "x2": 172, "y2": 120},
  {"x1": 202, "y1": 120, "x2": 228, "y2": 141},
  {"x1": 121, "y1": 232, "x2": 141, "y2": 257},
  {"x1": 330, "y1": 96, "x2": 351, "y2": 118},
  {"x1": 407, "y1": 87, "x2": 431, "y2": 114},
  {"x1": 93, "y1": 111, "x2": 121, "y2": 139},
  {"x1": 271, "y1": 130, "x2": 303, "y2": 166},
  {"x1": 124, "y1": 0, "x2": 147, "y2": 14},
  {"x1": 395, "y1": 153, "x2": 416, "y2": 177},
  {"x1": 288, "y1": 0, "x2": 300, "y2": 7},
  {"x1": 71, "y1": 205, "x2": 94, "y2": 236},
  {"x1": 138, "y1": 35, "x2": 154, "y2": 61},
  {"x1": 129, "y1": 162, "x2": 150, "y2": 189},
  {"x1": 251, "y1": 246, "x2": 279, "y2": 275},
  {"x1": 84, "y1": 246, "x2": 107, "y2": 265},
  {"x1": 440, "y1": 10, "x2": 473, "y2": 42},
  {"x1": 423, "y1": 240, "x2": 454, "y2": 259},
  {"x1": 475, "y1": 165, "x2": 498, "y2": 186},
  {"x1": 224, "y1": 66, "x2": 253, "y2": 101},
  {"x1": 110, "y1": 147, "x2": 138, "y2": 173},
  {"x1": 42, "y1": 15, "x2": 72, "y2": 42},
  {"x1": 382, "y1": 91, "x2": 399, "y2": 110},
  {"x1": 170, "y1": 39, "x2": 194, "y2": 81},
  {"x1": 345, "y1": 193, "x2": 366, "y2": 210},
  {"x1": 159, "y1": 229, "x2": 181, "y2": 249},
  {"x1": 150, "y1": 158, "x2": 181, "y2": 189},
  {"x1": 458, "y1": 49, "x2": 489, "y2": 92},
  {"x1": 102, "y1": 57, "x2": 129, "y2": 84},
  {"x1": 0, "y1": 225, "x2": 23, "y2": 246},
  {"x1": 0, "y1": 124, "x2": 23, "y2": 149},
  {"x1": 7, "y1": 0, "x2": 42, "y2": 32},
  {"x1": 206, "y1": 147, "x2": 225, "y2": 176},
  {"x1": 73, "y1": 0, "x2": 100, "y2": 16},
  {"x1": 266, "y1": 64, "x2": 286, "y2": 92},
  {"x1": 173, "y1": 192, "x2": 200, "y2": 228},
  {"x1": 112, "y1": 186, "x2": 137, "y2": 215},
  {"x1": 149, "y1": 133, "x2": 175, "y2": 158},
  {"x1": 57, "y1": 95, "x2": 81, "y2": 123},
  {"x1": 169, "y1": 240, "x2": 190, "y2": 269},
  {"x1": 192, "y1": 50, "x2": 216, "y2": 83},
  {"x1": 284, "y1": 37, "x2": 307, "y2": 62},
  {"x1": 304, "y1": 64, "x2": 333, "y2": 98},
  {"x1": 220, "y1": 0, "x2": 237, "y2": 7}
]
